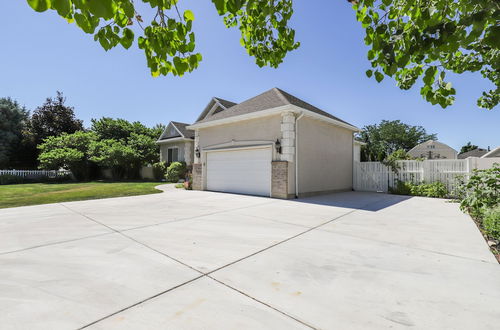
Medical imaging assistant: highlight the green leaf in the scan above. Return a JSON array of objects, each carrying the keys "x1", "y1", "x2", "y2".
[
  {"x1": 184, "y1": 10, "x2": 195, "y2": 21},
  {"x1": 375, "y1": 71, "x2": 384, "y2": 82},
  {"x1": 51, "y1": 0, "x2": 70, "y2": 17},
  {"x1": 366, "y1": 69, "x2": 373, "y2": 78},
  {"x1": 27, "y1": 0, "x2": 51, "y2": 12},
  {"x1": 87, "y1": 0, "x2": 116, "y2": 19},
  {"x1": 120, "y1": 28, "x2": 134, "y2": 49}
]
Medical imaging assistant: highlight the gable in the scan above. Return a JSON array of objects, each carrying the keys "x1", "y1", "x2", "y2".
[
  {"x1": 195, "y1": 97, "x2": 237, "y2": 122},
  {"x1": 159, "y1": 122, "x2": 182, "y2": 140}
]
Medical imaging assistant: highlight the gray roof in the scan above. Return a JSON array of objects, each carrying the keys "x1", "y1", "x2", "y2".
[
  {"x1": 171, "y1": 121, "x2": 195, "y2": 139},
  {"x1": 195, "y1": 88, "x2": 355, "y2": 127},
  {"x1": 457, "y1": 148, "x2": 488, "y2": 159},
  {"x1": 214, "y1": 97, "x2": 237, "y2": 109},
  {"x1": 159, "y1": 121, "x2": 194, "y2": 140}
]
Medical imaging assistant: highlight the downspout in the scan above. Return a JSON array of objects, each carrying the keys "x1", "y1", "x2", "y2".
[{"x1": 295, "y1": 112, "x2": 305, "y2": 198}]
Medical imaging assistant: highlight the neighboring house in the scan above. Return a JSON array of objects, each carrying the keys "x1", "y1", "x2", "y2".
[
  {"x1": 407, "y1": 140, "x2": 458, "y2": 160},
  {"x1": 187, "y1": 87, "x2": 359, "y2": 198},
  {"x1": 481, "y1": 146, "x2": 500, "y2": 158},
  {"x1": 157, "y1": 121, "x2": 195, "y2": 165},
  {"x1": 457, "y1": 148, "x2": 488, "y2": 159}
]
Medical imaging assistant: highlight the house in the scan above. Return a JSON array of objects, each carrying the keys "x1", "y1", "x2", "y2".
[
  {"x1": 457, "y1": 148, "x2": 488, "y2": 159},
  {"x1": 157, "y1": 121, "x2": 195, "y2": 165},
  {"x1": 186, "y1": 88, "x2": 359, "y2": 198},
  {"x1": 407, "y1": 140, "x2": 457, "y2": 160},
  {"x1": 481, "y1": 146, "x2": 500, "y2": 158}
]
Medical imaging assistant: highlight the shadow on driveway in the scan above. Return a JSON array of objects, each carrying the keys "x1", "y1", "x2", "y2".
[{"x1": 293, "y1": 191, "x2": 412, "y2": 212}]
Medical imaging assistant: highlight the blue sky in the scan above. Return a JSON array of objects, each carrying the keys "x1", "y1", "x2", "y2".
[{"x1": 1, "y1": 1, "x2": 498, "y2": 151}]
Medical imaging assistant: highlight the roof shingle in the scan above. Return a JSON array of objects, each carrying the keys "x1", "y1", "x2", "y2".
[{"x1": 195, "y1": 88, "x2": 354, "y2": 127}]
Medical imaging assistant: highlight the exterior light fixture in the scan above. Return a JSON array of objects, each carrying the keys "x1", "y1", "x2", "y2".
[
  {"x1": 195, "y1": 146, "x2": 201, "y2": 158},
  {"x1": 275, "y1": 139, "x2": 282, "y2": 154}
]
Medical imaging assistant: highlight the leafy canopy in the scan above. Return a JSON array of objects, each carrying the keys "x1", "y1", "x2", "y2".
[
  {"x1": 358, "y1": 120, "x2": 437, "y2": 161},
  {"x1": 0, "y1": 98, "x2": 29, "y2": 167},
  {"x1": 28, "y1": 91, "x2": 84, "y2": 145},
  {"x1": 38, "y1": 131, "x2": 97, "y2": 180},
  {"x1": 460, "y1": 141, "x2": 479, "y2": 154},
  {"x1": 26, "y1": 0, "x2": 298, "y2": 77},
  {"x1": 352, "y1": 0, "x2": 499, "y2": 109},
  {"x1": 26, "y1": 0, "x2": 498, "y2": 109}
]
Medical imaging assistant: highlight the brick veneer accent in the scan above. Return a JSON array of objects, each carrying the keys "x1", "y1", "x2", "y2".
[
  {"x1": 271, "y1": 161, "x2": 289, "y2": 199},
  {"x1": 192, "y1": 163, "x2": 203, "y2": 190}
]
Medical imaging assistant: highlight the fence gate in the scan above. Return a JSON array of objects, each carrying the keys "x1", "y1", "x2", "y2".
[{"x1": 353, "y1": 161, "x2": 389, "y2": 192}]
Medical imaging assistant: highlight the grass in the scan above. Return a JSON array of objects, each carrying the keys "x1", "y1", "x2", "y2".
[{"x1": 0, "y1": 181, "x2": 163, "y2": 209}]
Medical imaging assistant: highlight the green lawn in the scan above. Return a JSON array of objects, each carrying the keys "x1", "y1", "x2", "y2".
[{"x1": 0, "y1": 182, "x2": 163, "y2": 209}]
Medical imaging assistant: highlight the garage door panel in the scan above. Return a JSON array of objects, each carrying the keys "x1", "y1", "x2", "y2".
[{"x1": 206, "y1": 147, "x2": 271, "y2": 197}]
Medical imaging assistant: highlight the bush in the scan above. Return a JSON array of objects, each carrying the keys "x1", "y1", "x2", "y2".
[
  {"x1": 0, "y1": 174, "x2": 25, "y2": 185},
  {"x1": 483, "y1": 206, "x2": 500, "y2": 240},
  {"x1": 0, "y1": 173, "x2": 73, "y2": 185},
  {"x1": 390, "y1": 180, "x2": 448, "y2": 198},
  {"x1": 165, "y1": 162, "x2": 187, "y2": 183},
  {"x1": 456, "y1": 164, "x2": 499, "y2": 219},
  {"x1": 152, "y1": 161, "x2": 168, "y2": 181}
]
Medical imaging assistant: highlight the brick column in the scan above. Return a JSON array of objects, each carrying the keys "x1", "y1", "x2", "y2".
[
  {"x1": 194, "y1": 130, "x2": 200, "y2": 164},
  {"x1": 271, "y1": 161, "x2": 289, "y2": 199},
  {"x1": 280, "y1": 111, "x2": 295, "y2": 162},
  {"x1": 192, "y1": 163, "x2": 203, "y2": 190}
]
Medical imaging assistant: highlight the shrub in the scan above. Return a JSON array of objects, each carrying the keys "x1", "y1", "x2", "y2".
[
  {"x1": 152, "y1": 161, "x2": 168, "y2": 181},
  {"x1": 456, "y1": 164, "x2": 500, "y2": 219},
  {"x1": 482, "y1": 206, "x2": 500, "y2": 240},
  {"x1": 165, "y1": 162, "x2": 187, "y2": 183},
  {"x1": 0, "y1": 174, "x2": 25, "y2": 185},
  {"x1": 390, "y1": 180, "x2": 448, "y2": 198}
]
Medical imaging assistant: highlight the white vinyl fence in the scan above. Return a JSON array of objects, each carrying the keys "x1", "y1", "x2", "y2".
[
  {"x1": 0, "y1": 169, "x2": 71, "y2": 178},
  {"x1": 354, "y1": 158, "x2": 498, "y2": 194}
]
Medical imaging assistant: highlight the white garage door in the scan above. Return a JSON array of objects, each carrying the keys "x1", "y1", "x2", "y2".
[{"x1": 206, "y1": 147, "x2": 272, "y2": 197}]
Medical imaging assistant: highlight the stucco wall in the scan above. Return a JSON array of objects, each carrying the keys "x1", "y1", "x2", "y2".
[
  {"x1": 297, "y1": 117, "x2": 353, "y2": 194},
  {"x1": 197, "y1": 115, "x2": 296, "y2": 193},
  {"x1": 197, "y1": 115, "x2": 282, "y2": 147},
  {"x1": 159, "y1": 140, "x2": 193, "y2": 164}
]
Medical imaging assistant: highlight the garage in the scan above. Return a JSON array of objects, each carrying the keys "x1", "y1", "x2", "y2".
[{"x1": 206, "y1": 147, "x2": 272, "y2": 197}]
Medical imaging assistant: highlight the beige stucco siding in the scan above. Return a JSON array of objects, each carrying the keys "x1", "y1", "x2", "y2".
[
  {"x1": 197, "y1": 115, "x2": 282, "y2": 147},
  {"x1": 297, "y1": 117, "x2": 353, "y2": 194},
  {"x1": 159, "y1": 140, "x2": 194, "y2": 164},
  {"x1": 198, "y1": 115, "x2": 296, "y2": 194}
]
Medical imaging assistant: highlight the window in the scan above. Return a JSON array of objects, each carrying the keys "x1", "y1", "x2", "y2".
[{"x1": 167, "y1": 147, "x2": 179, "y2": 163}]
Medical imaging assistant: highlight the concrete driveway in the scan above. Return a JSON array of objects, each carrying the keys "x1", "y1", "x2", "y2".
[{"x1": 1, "y1": 185, "x2": 499, "y2": 329}]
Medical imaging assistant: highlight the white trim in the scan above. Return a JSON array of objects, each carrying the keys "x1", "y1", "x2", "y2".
[
  {"x1": 167, "y1": 146, "x2": 180, "y2": 163},
  {"x1": 354, "y1": 140, "x2": 367, "y2": 146},
  {"x1": 188, "y1": 105, "x2": 294, "y2": 129},
  {"x1": 170, "y1": 122, "x2": 186, "y2": 137},
  {"x1": 481, "y1": 146, "x2": 500, "y2": 158},
  {"x1": 187, "y1": 104, "x2": 359, "y2": 132},
  {"x1": 156, "y1": 137, "x2": 194, "y2": 144}
]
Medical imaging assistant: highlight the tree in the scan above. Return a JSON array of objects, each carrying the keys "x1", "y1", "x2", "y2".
[
  {"x1": 352, "y1": 0, "x2": 499, "y2": 109},
  {"x1": 91, "y1": 117, "x2": 148, "y2": 141},
  {"x1": 0, "y1": 98, "x2": 29, "y2": 168},
  {"x1": 460, "y1": 142, "x2": 479, "y2": 154},
  {"x1": 89, "y1": 139, "x2": 139, "y2": 179},
  {"x1": 25, "y1": 0, "x2": 297, "y2": 78},
  {"x1": 28, "y1": 91, "x2": 84, "y2": 146},
  {"x1": 38, "y1": 131, "x2": 97, "y2": 180},
  {"x1": 25, "y1": 1, "x2": 498, "y2": 109},
  {"x1": 358, "y1": 120, "x2": 437, "y2": 161}
]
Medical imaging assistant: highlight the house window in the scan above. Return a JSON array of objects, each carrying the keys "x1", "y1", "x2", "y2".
[{"x1": 167, "y1": 147, "x2": 179, "y2": 163}]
